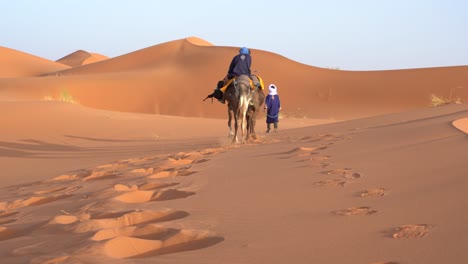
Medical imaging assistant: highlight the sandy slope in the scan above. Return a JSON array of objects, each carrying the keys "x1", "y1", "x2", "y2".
[
  {"x1": 0, "y1": 47, "x2": 70, "y2": 77},
  {"x1": 56, "y1": 50, "x2": 109, "y2": 67},
  {"x1": 0, "y1": 103, "x2": 466, "y2": 264},
  {"x1": 1, "y1": 37, "x2": 467, "y2": 120},
  {"x1": 0, "y1": 101, "x2": 330, "y2": 188},
  {"x1": 452, "y1": 117, "x2": 468, "y2": 134},
  {"x1": 1, "y1": 36, "x2": 467, "y2": 264}
]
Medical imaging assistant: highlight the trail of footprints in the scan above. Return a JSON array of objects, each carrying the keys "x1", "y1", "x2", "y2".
[
  {"x1": 0, "y1": 147, "x2": 226, "y2": 262},
  {"x1": 293, "y1": 133, "x2": 432, "y2": 264},
  {"x1": 0, "y1": 133, "x2": 434, "y2": 262}
]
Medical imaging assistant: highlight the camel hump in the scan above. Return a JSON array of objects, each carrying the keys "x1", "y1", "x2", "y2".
[
  {"x1": 234, "y1": 75, "x2": 251, "y2": 87},
  {"x1": 236, "y1": 75, "x2": 250, "y2": 81}
]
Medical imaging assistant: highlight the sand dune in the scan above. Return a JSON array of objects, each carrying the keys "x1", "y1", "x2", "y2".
[
  {"x1": 452, "y1": 117, "x2": 468, "y2": 133},
  {"x1": 0, "y1": 100, "x2": 327, "y2": 187},
  {"x1": 0, "y1": 103, "x2": 467, "y2": 263},
  {"x1": 186, "y1": 36, "x2": 214, "y2": 46},
  {"x1": 0, "y1": 36, "x2": 467, "y2": 263},
  {"x1": 0, "y1": 37, "x2": 466, "y2": 120},
  {"x1": 0, "y1": 46, "x2": 70, "y2": 77},
  {"x1": 56, "y1": 50, "x2": 109, "y2": 67}
]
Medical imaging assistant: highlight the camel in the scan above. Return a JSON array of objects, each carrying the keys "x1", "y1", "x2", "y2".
[
  {"x1": 225, "y1": 75, "x2": 252, "y2": 144},
  {"x1": 246, "y1": 76, "x2": 265, "y2": 140}
]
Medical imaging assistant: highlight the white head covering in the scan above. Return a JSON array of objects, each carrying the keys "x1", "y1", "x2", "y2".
[{"x1": 268, "y1": 84, "x2": 278, "y2": 95}]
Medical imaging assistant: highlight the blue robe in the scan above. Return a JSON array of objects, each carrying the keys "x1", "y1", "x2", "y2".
[
  {"x1": 265, "y1": 94, "x2": 281, "y2": 123},
  {"x1": 227, "y1": 54, "x2": 251, "y2": 78}
]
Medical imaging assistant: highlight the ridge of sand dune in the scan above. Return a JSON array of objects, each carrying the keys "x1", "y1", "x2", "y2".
[
  {"x1": 0, "y1": 37, "x2": 467, "y2": 120},
  {"x1": 56, "y1": 50, "x2": 109, "y2": 67},
  {"x1": 0, "y1": 46, "x2": 70, "y2": 77},
  {"x1": 186, "y1": 36, "x2": 213, "y2": 46},
  {"x1": 49, "y1": 38, "x2": 197, "y2": 75},
  {"x1": 452, "y1": 117, "x2": 468, "y2": 134}
]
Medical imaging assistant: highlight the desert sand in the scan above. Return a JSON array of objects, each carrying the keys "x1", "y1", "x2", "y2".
[
  {"x1": 0, "y1": 37, "x2": 467, "y2": 264},
  {"x1": 56, "y1": 50, "x2": 109, "y2": 67}
]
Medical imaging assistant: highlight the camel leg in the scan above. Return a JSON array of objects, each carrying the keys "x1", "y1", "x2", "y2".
[
  {"x1": 232, "y1": 112, "x2": 239, "y2": 143},
  {"x1": 239, "y1": 97, "x2": 249, "y2": 144},
  {"x1": 227, "y1": 105, "x2": 234, "y2": 139},
  {"x1": 246, "y1": 106, "x2": 253, "y2": 140},
  {"x1": 250, "y1": 111, "x2": 257, "y2": 140}
]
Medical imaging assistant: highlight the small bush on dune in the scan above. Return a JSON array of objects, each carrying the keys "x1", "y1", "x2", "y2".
[
  {"x1": 430, "y1": 94, "x2": 450, "y2": 107},
  {"x1": 430, "y1": 86, "x2": 463, "y2": 107},
  {"x1": 430, "y1": 94, "x2": 462, "y2": 107},
  {"x1": 43, "y1": 89, "x2": 79, "y2": 104},
  {"x1": 58, "y1": 90, "x2": 78, "y2": 104}
]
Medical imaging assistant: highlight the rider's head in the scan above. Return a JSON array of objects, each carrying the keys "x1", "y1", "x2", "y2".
[{"x1": 239, "y1": 47, "x2": 250, "y2": 55}]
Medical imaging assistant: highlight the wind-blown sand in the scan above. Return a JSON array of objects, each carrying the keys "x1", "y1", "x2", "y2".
[{"x1": 0, "y1": 37, "x2": 467, "y2": 264}]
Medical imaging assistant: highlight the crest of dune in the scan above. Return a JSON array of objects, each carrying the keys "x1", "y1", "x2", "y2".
[
  {"x1": 56, "y1": 50, "x2": 109, "y2": 67},
  {"x1": 0, "y1": 36, "x2": 467, "y2": 120},
  {"x1": 185, "y1": 36, "x2": 213, "y2": 46},
  {"x1": 0, "y1": 46, "x2": 70, "y2": 77}
]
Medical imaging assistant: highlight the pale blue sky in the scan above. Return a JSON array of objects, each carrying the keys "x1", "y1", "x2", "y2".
[{"x1": 2, "y1": 0, "x2": 467, "y2": 70}]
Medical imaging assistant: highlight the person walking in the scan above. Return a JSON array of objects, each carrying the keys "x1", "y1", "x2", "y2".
[{"x1": 264, "y1": 83, "x2": 281, "y2": 132}]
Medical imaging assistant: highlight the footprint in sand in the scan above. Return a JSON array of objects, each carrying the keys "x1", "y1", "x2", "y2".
[
  {"x1": 286, "y1": 147, "x2": 319, "y2": 154},
  {"x1": 389, "y1": 224, "x2": 433, "y2": 239},
  {"x1": 113, "y1": 184, "x2": 139, "y2": 192},
  {"x1": 323, "y1": 168, "x2": 361, "y2": 180},
  {"x1": 70, "y1": 209, "x2": 189, "y2": 233},
  {"x1": 323, "y1": 168, "x2": 350, "y2": 175},
  {"x1": 4, "y1": 194, "x2": 73, "y2": 210},
  {"x1": 0, "y1": 211, "x2": 19, "y2": 218},
  {"x1": 149, "y1": 168, "x2": 197, "y2": 179},
  {"x1": 297, "y1": 133, "x2": 338, "y2": 143},
  {"x1": 96, "y1": 162, "x2": 127, "y2": 171},
  {"x1": 114, "y1": 189, "x2": 195, "y2": 203},
  {"x1": 0, "y1": 210, "x2": 18, "y2": 225},
  {"x1": 83, "y1": 171, "x2": 119, "y2": 181},
  {"x1": 33, "y1": 186, "x2": 68, "y2": 195},
  {"x1": 311, "y1": 155, "x2": 331, "y2": 162},
  {"x1": 356, "y1": 188, "x2": 387, "y2": 197},
  {"x1": 114, "y1": 182, "x2": 179, "y2": 192},
  {"x1": 0, "y1": 222, "x2": 43, "y2": 241},
  {"x1": 48, "y1": 168, "x2": 100, "y2": 182},
  {"x1": 47, "y1": 174, "x2": 78, "y2": 182},
  {"x1": 0, "y1": 218, "x2": 16, "y2": 225},
  {"x1": 166, "y1": 152, "x2": 211, "y2": 166},
  {"x1": 131, "y1": 167, "x2": 156, "y2": 175},
  {"x1": 344, "y1": 172, "x2": 361, "y2": 180},
  {"x1": 121, "y1": 157, "x2": 166, "y2": 168},
  {"x1": 199, "y1": 147, "x2": 225, "y2": 156},
  {"x1": 34, "y1": 186, "x2": 82, "y2": 195},
  {"x1": 280, "y1": 146, "x2": 328, "y2": 160},
  {"x1": 319, "y1": 133, "x2": 337, "y2": 141},
  {"x1": 138, "y1": 182, "x2": 179, "y2": 190},
  {"x1": 132, "y1": 165, "x2": 196, "y2": 179},
  {"x1": 332, "y1": 206, "x2": 377, "y2": 216},
  {"x1": 313, "y1": 179, "x2": 347, "y2": 187},
  {"x1": 91, "y1": 224, "x2": 223, "y2": 259},
  {"x1": 0, "y1": 226, "x2": 23, "y2": 241},
  {"x1": 298, "y1": 155, "x2": 331, "y2": 168},
  {"x1": 297, "y1": 136, "x2": 321, "y2": 143}
]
